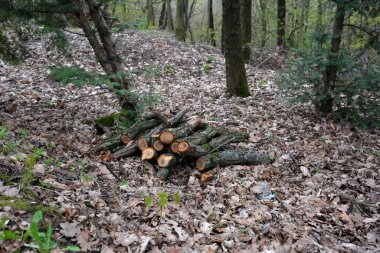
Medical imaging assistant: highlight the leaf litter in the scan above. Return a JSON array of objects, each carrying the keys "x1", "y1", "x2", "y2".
[{"x1": 0, "y1": 30, "x2": 379, "y2": 252}]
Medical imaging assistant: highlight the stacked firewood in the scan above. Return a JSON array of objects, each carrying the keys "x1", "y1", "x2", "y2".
[{"x1": 95, "y1": 108, "x2": 274, "y2": 181}]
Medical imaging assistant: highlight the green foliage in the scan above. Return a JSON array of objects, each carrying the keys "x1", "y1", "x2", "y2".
[
  {"x1": 158, "y1": 192, "x2": 168, "y2": 218},
  {"x1": 173, "y1": 192, "x2": 180, "y2": 205},
  {"x1": 24, "y1": 210, "x2": 80, "y2": 253},
  {"x1": 22, "y1": 155, "x2": 36, "y2": 192},
  {"x1": 33, "y1": 148, "x2": 44, "y2": 160},
  {"x1": 0, "y1": 127, "x2": 8, "y2": 139},
  {"x1": 206, "y1": 56, "x2": 215, "y2": 63},
  {"x1": 203, "y1": 63, "x2": 212, "y2": 73},
  {"x1": 0, "y1": 216, "x2": 22, "y2": 240},
  {"x1": 277, "y1": 34, "x2": 380, "y2": 128},
  {"x1": 144, "y1": 196, "x2": 153, "y2": 208}
]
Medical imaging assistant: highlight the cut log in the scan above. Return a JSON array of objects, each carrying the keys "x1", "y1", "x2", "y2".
[
  {"x1": 153, "y1": 140, "x2": 165, "y2": 152},
  {"x1": 184, "y1": 126, "x2": 226, "y2": 146},
  {"x1": 177, "y1": 141, "x2": 190, "y2": 154},
  {"x1": 187, "y1": 131, "x2": 250, "y2": 157},
  {"x1": 157, "y1": 153, "x2": 180, "y2": 168},
  {"x1": 141, "y1": 147, "x2": 157, "y2": 161},
  {"x1": 94, "y1": 136, "x2": 122, "y2": 153},
  {"x1": 103, "y1": 108, "x2": 190, "y2": 159},
  {"x1": 137, "y1": 137, "x2": 150, "y2": 151},
  {"x1": 200, "y1": 172, "x2": 215, "y2": 182},
  {"x1": 196, "y1": 150, "x2": 274, "y2": 172},
  {"x1": 121, "y1": 118, "x2": 161, "y2": 145},
  {"x1": 170, "y1": 141, "x2": 179, "y2": 153},
  {"x1": 159, "y1": 130, "x2": 175, "y2": 144},
  {"x1": 169, "y1": 117, "x2": 206, "y2": 139},
  {"x1": 156, "y1": 168, "x2": 171, "y2": 181}
]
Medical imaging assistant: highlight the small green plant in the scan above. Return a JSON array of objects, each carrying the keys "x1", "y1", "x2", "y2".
[
  {"x1": 24, "y1": 210, "x2": 80, "y2": 252},
  {"x1": 0, "y1": 127, "x2": 8, "y2": 139},
  {"x1": 315, "y1": 167, "x2": 323, "y2": 174},
  {"x1": 206, "y1": 56, "x2": 215, "y2": 63},
  {"x1": 79, "y1": 172, "x2": 96, "y2": 182},
  {"x1": 144, "y1": 196, "x2": 153, "y2": 208},
  {"x1": 21, "y1": 155, "x2": 36, "y2": 192},
  {"x1": 43, "y1": 157, "x2": 53, "y2": 166},
  {"x1": 20, "y1": 129, "x2": 29, "y2": 138},
  {"x1": 258, "y1": 79, "x2": 266, "y2": 88},
  {"x1": 165, "y1": 65, "x2": 175, "y2": 74},
  {"x1": 158, "y1": 192, "x2": 168, "y2": 218},
  {"x1": 2, "y1": 140, "x2": 17, "y2": 154},
  {"x1": 267, "y1": 135, "x2": 276, "y2": 143},
  {"x1": 0, "y1": 216, "x2": 22, "y2": 240},
  {"x1": 119, "y1": 178, "x2": 128, "y2": 188},
  {"x1": 203, "y1": 63, "x2": 211, "y2": 73},
  {"x1": 173, "y1": 192, "x2": 180, "y2": 205},
  {"x1": 33, "y1": 148, "x2": 44, "y2": 160}
]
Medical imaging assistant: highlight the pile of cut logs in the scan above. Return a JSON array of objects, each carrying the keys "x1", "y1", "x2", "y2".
[{"x1": 95, "y1": 108, "x2": 273, "y2": 181}]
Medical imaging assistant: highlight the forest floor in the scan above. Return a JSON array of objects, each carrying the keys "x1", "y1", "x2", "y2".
[{"x1": 0, "y1": 30, "x2": 379, "y2": 253}]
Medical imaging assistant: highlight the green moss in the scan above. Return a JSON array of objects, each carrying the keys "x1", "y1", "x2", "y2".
[
  {"x1": 202, "y1": 143, "x2": 210, "y2": 149},
  {"x1": 95, "y1": 113, "x2": 120, "y2": 127},
  {"x1": 0, "y1": 196, "x2": 61, "y2": 218},
  {"x1": 236, "y1": 76, "x2": 250, "y2": 97}
]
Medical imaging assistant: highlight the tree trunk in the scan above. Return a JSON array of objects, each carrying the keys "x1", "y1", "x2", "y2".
[
  {"x1": 316, "y1": 0, "x2": 323, "y2": 32},
  {"x1": 166, "y1": 0, "x2": 174, "y2": 31},
  {"x1": 175, "y1": 0, "x2": 186, "y2": 41},
  {"x1": 147, "y1": 0, "x2": 155, "y2": 26},
  {"x1": 297, "y1": 0, "x2": 305, "y2": 49},
  {"x1": 207, "y1": 0, "x2": 216, "y2": 46},
  {"x1": 85, "y1": 0, "x2": 124, "y2": 83},
  {"x1": 259, "y1": 0, "x2": 267, "y2": 48},
  {"x1": 277, "y1": 0, "x2": 286, "y2": 52},
  {"x1": 319, "y1": 1, "x2": 345, "y2": 113},
  {"x1": 240, "y1": 0, "x2": 252, "y2": 62},
  {"x1": 222, "y1": 0, "x2": 250, "y2": 97},
  {"x1": 159, "y1": 0, "x2": 167, "y2": 29},
  {"x1": 196, "y1": 150, "x2": 274, "y2": 172}
]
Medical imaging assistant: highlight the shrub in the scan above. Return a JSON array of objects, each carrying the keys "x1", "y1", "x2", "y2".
[{"x1": 277, "y1": 34, "x2": 380, "y2": 128}]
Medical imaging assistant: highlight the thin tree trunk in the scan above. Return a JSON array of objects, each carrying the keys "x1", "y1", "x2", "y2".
[
  {"x1": 297, "y1": 0, "x2": 305, "y2": 49},
  {"x1": 166, "y1": 0, "x2": 174, "y2": 31},
  {"x1": 240, "y1": 0, "x2": 252, "y2": 61},
  {"x1": 184, "y1": 0, "x2": 195, "y2": 44},
  {"x1": 175, "y1": 0, "x2": 186, "y2": 41},
  {"x1": 147, "y1": 0, "x2": 155, "y2": 26},
  {"x1": 277, "y1": 0, "x2": 286, "y2": 52},
  {"x1": 159, "y1": 0, "x2": 167, "y2": 29},
  {"x1": 76, "y1": 2, "x2": 113, "y2": 75},
  {"x1": 207, "y1": 0, "x2": 216, "y2": 46},
  {"x1": 320, "y1": 1, "x2": 345, "y2": 113},
  {"x1": 222, "y1": 0, "x2": 250, "y2": 97},
  {"x1": 316, "y1": 0, "x2": 323, "y2": 32},
  {"x1": 259, "y1": 0, "x2": 267, "y2": 48},
  {"x1": 85, "y1": 0, "x2": 124, "y2": 79}
]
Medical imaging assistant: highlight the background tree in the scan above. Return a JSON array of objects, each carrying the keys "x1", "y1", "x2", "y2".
[
  {"x1": 207, "y1": 0, "x2": 216, "y2": 46},
  {"x1": 222, "y1": 0, "x2": 250, "y2": 97},
  {"x1": 240, "y1": 0, "x2": 252, "y2": 62},
  {"x1": 175, "y1": 0, "x2": 186, "y2": 41},
  {"x1": 277, "y1": 0, "x2": 286, "y2": 51},
  {"x1": 146, "y1": 0, "x2": 155, "y2": 26},
  {"x1": 166, "y1": 0, "x2": 174, "y2": 31}
]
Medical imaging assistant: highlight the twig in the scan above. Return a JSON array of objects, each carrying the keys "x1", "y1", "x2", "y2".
[
  {"x1": 64, "y1": 91, "x2": 110, "y2": 103},
  {"x1": 252, "y1": 55, "x2": 273, "y2": 69},
  {"x1": 100, "y1": 162, "x2": 121, "y2": 182},
  {"x1": 206, "y1": 136, "x2": 235, "y2": 155},
  {"x1": 62, "y1": 29, "x2": 86, "y2": 37}
]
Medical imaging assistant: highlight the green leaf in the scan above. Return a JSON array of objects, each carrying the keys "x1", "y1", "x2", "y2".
[
  {"x1": 158, "y1": 192, "x2": 168, "y2": 208},
  {"x1": 29, "y1": 211, "x2": 43, "y2": 247},
  {"x1": 144, "y1": 196, "x2": 153, "y2": 208},
  {"x1": 63, "y1": 245, "x2": 81, "y2": 252},
  {"x1": 25, "y1": 155, "x2": 36, "y2": 170},
  {"x1": 173, "y1": 192, "x2": 180, "y2": 205}
]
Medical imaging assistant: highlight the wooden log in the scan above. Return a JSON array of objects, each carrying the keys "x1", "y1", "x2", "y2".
[
  {"x1": 137, "y1": 137, "x2": 150, "y2": 151},
  {"x1": 153, "y1": 140, "x2": 165, "y2": 152},
  {"x1": 157, "y1": 153, "x2": 180, "y2": 168},
  {"x1": 141, "y1": 147, "x2": 157, "y2": 161},
  {"x1": 200, "y1": 172, "x2": 215, "y2": 182},
  {"x1": 169, "y1": 117, "x2": 206, "y2": 139},
  {"x1": 196, "y1": 150, "x2": 274, "y2": 172},
  {"x1": 177, "y1": 141, "x2": 190, "y2": 154},
  {"x1": 186, "y1": 131, "x2": 250, "y2": 157},
  {"x1": 159, "y1": 130, "x2": 175, "y2": 144},
  {"x1": 121, "y1": 118, "x2": 161, "y2": 145},
  {"x1": 156, "y1": 168, "x2": 171, "y2": 181},
  {"x1": 94, "y1": 136, "x2": 122, "y2": 153},
  {"x1": 184, "y1": 126, "x2": 226, "y2": 146},
  {"x1": 170, "y1": 141, "x2": 179, "y2": 153},
  {"x1": 113, "y1": 108, "x2": 190, "y2": 159}
]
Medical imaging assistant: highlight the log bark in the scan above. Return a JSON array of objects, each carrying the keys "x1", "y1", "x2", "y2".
[
  {"x1": 121, "y1": 118, "x2": 161, "y2": 145},
  {"x1": 196, "y1": 150, "x2": 274, "y2": 172},
  {"x1": 182, "y1": 126, "x2": 226, "y2": 146},
  {"x1": 157, "y1": 168, "x2": 171, "y2": 180},
  {"x1": 165, "y1": 117, "x2": 205, "y2": 140},
  {"x1": 170, "y1": 141, "x2": 179, "y2": 153},
  {"x1": 186, "y1": 131, "x2": 249, "y2": 157},
  {"x1": 200, "y1": 172, "x2": 215, "y2": 182},
  {"x1": 94, "y1": 136, "x2": 122, "y2": 153}
]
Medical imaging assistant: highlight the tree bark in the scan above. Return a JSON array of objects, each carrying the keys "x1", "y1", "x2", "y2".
[
  {"x1": 85, "y1": 0, "x2": 124, "y2": 79},
  {"x1": 222, "y1": 0, "x2": 250, "y2": 97},
  {"x1": 175, "y1": 0, "x2": 186, "y2": 41},
  {"x1": 297, "y1": 0, "x2": 306, "y2": 49},
  {"x1": 207, "y1": 0, "x2": 216, "y2": 46},
  {"x1": 319, "y1": 1, "x2": 345, "y2": 113},
  {"x1": 240, "y1": 0, "x2": 252, "y2": 62},
  {"x1": 166, "y1": 0, "x2": 174, "y2": 31},
  {"x1": 277, "y1": 0, "x2": 286, "y2": 52},
  {"x1": 259, "y1": 0, "x2": 267, "y2": 48},
  {"x1": 196, "y1": 150, "x2": 274, "y2": 172},
  {"x1": 147, "y1": 0, "x2": 155, "y2": 26},
  {"x1": 159, "y1": 0, "x2": 167, "y2": 29}
]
